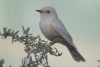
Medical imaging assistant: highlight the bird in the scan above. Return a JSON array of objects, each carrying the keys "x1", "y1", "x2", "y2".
[{"x1": 36, "y1": 6, "x2": 86, "y2": 62}]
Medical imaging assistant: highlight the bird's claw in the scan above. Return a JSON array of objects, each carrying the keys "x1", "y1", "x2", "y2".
[{"x1": 54, "y1": 38, "x2": 62, "y2": 43}]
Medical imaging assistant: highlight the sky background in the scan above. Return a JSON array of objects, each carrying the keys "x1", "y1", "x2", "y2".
[{"x1": 0, "y1": 0, "x2": 100, "y2": 67}]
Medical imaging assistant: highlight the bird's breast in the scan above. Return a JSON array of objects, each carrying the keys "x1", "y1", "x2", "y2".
[{"x1": 39, "y1": 20, "x2": 59, "y2": 41}]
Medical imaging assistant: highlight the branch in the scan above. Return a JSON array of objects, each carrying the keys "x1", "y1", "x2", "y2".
[{"x1": 0, "y1": 26, "x2": 62, "y2": 67}]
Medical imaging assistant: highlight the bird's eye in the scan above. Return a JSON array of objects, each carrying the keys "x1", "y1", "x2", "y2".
[{"x1": 47, "y1": 11, "x2": 50, "y2": 13}]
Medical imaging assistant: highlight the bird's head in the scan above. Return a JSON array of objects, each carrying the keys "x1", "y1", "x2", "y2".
[{"x1": 36, "y1": 6, "x2": 58, "y2": 20}]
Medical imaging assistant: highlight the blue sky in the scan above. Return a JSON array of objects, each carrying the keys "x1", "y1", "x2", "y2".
[{"x1": 0, "y1": 0, "x2": 100, "y2": 67}]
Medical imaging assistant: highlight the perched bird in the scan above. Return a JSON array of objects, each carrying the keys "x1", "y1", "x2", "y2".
[{"x1": 36, "y1": 6, "x2": 86, "y2": 62}]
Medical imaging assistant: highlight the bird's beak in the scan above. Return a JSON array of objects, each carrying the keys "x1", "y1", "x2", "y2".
[{"x1": 36, "y1": 10, "x2": 43, "y2": 13}]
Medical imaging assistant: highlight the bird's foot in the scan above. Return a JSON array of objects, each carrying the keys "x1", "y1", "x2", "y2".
[{"x1": 49, "y1": 38, "x2": 62, "y2": 46}]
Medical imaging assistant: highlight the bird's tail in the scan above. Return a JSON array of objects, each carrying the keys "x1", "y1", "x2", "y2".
[{"x1": 67, "y1": 46, "x2": 86, "y2": 62}]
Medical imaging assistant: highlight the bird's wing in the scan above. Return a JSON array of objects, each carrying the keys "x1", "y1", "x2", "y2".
[{"x1": 51, "y1": 20, "x2": 77, "y2": 49}]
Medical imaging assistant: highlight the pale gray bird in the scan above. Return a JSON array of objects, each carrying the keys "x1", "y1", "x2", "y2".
[{"x1": 36, "y1": 6, "x2": 86, "y2": 62}]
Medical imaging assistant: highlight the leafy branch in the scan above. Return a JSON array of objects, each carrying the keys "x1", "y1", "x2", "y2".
[
  {"x1": 0, "y1": 59, "x2": 5, "y2": 67},
  {"x1": 0, "y1": 26, "x2": 62, "y2": 67},
  {"x1": 97, "y1": 60, "x2": 100, "y2": 67}
]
